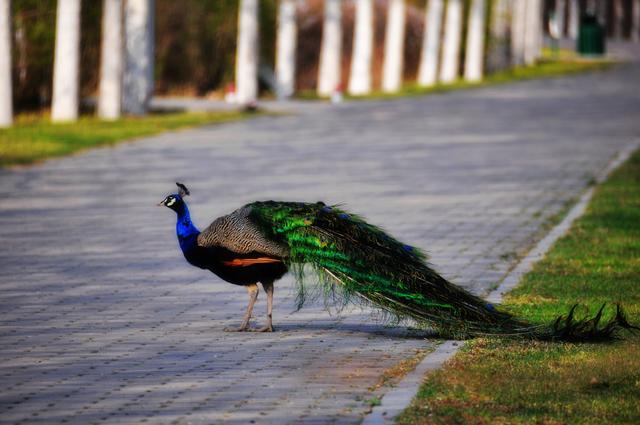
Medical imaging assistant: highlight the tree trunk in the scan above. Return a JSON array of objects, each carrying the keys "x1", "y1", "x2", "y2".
[
  {"x1": 382, "y1": 0, "x2": 406, "y2": 92},
  {"x1": 98, "y1": 0, "x2": 123, "y2": 120},
  {"x1": 555, "y1": 0, "x2": 566, "y2": 38},
  {"x1": 276, "y1": 0, "x2": 297, "y2": 99},
  {"x1": 439, "y1": 0, "x2": 463, "y2": 83},
  {"x1": 596, "y1": 0, "x2": 607, "y2": 28},
  {"x1": 318, "y1": 0, "x2": 342, "y2": 96},
  {"x1": 123, "y1": 0, "x2": 154, "y2": 115},
  {"x1": 524, "y1": 0, "x2": 542, "y2": 66},
  {"x1": 464, "y1": 0, "x2": 486, "y2": 82},
  {"x1": 348, "y1": 0, "x2": 374, "y2": 95},
  {"x1": 51, "y1": 0, "x2": 81, "y2": 122},
  {"x1": 511, "y1": 0, "x2": 527, "y2": 66},
  {"x1": 613, "y1": 0, "x2": 624, "y2": 39},
  {"x1": 418, "y1": 0, "x2": 444, "y2": 86},
  {"x1": 568, "y1": 0, "x2": 579, "y2": 40},
  {"x1": 235, "y1": 0, "x2": 259, "y2": 105},
  {"x1": 487, "y1": 0, "x2": 510, "y2": 73},
  {"x1": 633, "y1": 0, "x2": 640, "y2": 42},
  {"x1": 0, "y1": 0, "x2": 12, "y2": 127}
]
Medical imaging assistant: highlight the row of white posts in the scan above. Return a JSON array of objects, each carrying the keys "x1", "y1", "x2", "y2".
[
  {"x1": 268, "y1": 0, "x2": 544, "y2": 101},
  {"x1": 2, "y1": 0, "x2": 640, "y2": 128},
  {"x1": 0, "y1": 0, "x2": 154, "y2": 127}
]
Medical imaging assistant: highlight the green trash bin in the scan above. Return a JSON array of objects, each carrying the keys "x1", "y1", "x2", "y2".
[{"x1": 577, "y1": 14, "x2": 605, "y2": 55}]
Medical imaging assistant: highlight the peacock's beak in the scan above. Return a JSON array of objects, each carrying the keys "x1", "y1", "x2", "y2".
[{"x1": 157, "y1": 200, "x2": 166, "y2": 206}]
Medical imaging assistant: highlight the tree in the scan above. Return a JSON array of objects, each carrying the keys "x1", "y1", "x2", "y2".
[
  {"x1": 487, "y1": 0, "x2": 510, "y2": 73},
  {"x1": 596, "y1": 0, "x2": 607, "y2": 27},
  {"x1": 318, "y1": 0, "x2": 342, "y2": 96},
  {"x1": 439, "y1": 0, "x2": 462, "y2": 83},
  {"x1": 555, "y1": 0, "x2": 566, "y2": 38},
  {"x1": 511, "y1": 0, "x2": 527, "y2": 66},
  {"x1": 524, "y1": 0, "x2": 542, "y2": 65},
  {"x1": 464, "y1": 0, "x2": 486, "y2": 82},
  {"x1": 0, "y1": 0, "x2": 12, "y2": 127},
  {"x1": 51, "y1": 0, "x2": 81, "y2": 122},
  {"x1": 123, "y1": 0, "x2": 154, "y2": 115},
  {"x1": 98, "y1": 0, "x2": 123, "y2": 120},
  {"x1": 276, "y1": 0, "x2": 297, "y2": 99},
  {"x1": 348, "y1": 0, "x2": 374, "y2": 95},
  {"x1": 613, "y1": 0, "x2": 624, "y2": 39},
  {"x1": 633, "y1": 0, "x2": 640, "y2": 42},
  {"x1": 382, "y1": 0, "x2": 406, "y2": 93},
  {"x1": 568, "y1": 0, "x2": 579, "y2": 40},
  {"x1": 418, "y1": 0, "x2": 444, "y2": 87},
  {"x1": 235, "y1": 0, "x2": 259, "y2": 105}
]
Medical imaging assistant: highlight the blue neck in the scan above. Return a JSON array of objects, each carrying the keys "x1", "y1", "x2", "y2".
[{"x1": 176, "y1": 203, "x2": 200, "y2": 252}]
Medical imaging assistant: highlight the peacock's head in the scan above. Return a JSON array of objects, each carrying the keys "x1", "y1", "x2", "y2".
[{"x1": 159, "y1": 182, "x2": 190, "y2": 212}]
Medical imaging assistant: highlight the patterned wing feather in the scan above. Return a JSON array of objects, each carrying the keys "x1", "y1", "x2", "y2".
[{"x1": 197, "y1": 206, "x2": 289, "y2": 257}]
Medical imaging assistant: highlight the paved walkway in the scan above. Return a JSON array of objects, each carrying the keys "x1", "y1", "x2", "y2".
[{"x1": 1, "y1": 61, "x2": 639, "y2": 425}]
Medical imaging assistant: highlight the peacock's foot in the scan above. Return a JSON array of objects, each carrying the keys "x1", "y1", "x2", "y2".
[
  {"x1": 250, "y1": 325, "x2": 274, "y2": 332},
  {"x1": 224, "y1": 326, "x2": 250, "y2": 332}
]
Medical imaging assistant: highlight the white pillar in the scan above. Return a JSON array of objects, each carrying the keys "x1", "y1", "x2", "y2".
[
  {"x1": 235, "y1": 0, "x2": 259, "y2": 105},
  {"x1": 464, "y1": 0, "x2": 485, "y2": 82},
  {"x1": 0, "y1": 0, "x2": 12, "y2": 127},
  {"x1": 524, "y1": 0, "x2": 542, "y2": 66},
  {"x1": 51, "y1": 0, "x2": 81, "y2": 122},
  {"x1": 568, "y1": 0, "x2": 579, "y2": 40},
  {"x1": 512, "y1": 0, "x2": 527, "y2": 66},
  {"x1": 534, "y1": 0, "x2": 543, "y2": 57},
  {"x1": 439, "y1": 0, "x2": 463, "y2": 83},
  {"x1": 613, "y1": 0, "x2": 624, "y2": 39},
  {"x1": 596, "y1": 0, "x2": 607, "y2": 27},
  {"x1": 98, "y1": 0, "x2": 123, "y2": 120},
  {"x1": 555, "y1": 0, "x2": 566, "y2": 37},
  {"x1": 123, "y1": 0, "x2": 154, "y2": 115},
  {"x1": 487, "y1": 0, "x2": 510, "y2": 73},
  {"x1": 382, "y1": 0, "x2": 406, "y2": 92},
  {"x1": 633, "y1": 0, "x2": 640, "y2": 42},
  {"x1": 318, "y1": 0, "x2": 342, "y2": 96},
  {"x1": 418, "y1": 0, "x2": 444, "y2": 86},
  {"x1": 348, "y1": 0, "x2": 374, "y2": 95},
  {"x1": 276, "y1": 0, "x2": 297, "y2": 99}
]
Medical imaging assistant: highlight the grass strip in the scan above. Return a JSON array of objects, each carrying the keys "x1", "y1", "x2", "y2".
[
  {"x1": 397, "y1": 149, "x2": 640, "y2": 425},
  {"x1": 0, "y1": 110, "x2": 251, "y2": 167},
  {"x1": 297, "y1": 54, "x2": 614, "y2": 102}
]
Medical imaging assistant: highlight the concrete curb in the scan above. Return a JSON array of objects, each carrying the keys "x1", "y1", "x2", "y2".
[
  {"x1": 361, "y1": 340, "x2": 461, "y2": 425},
  {"x1": 360, "y1": 140, "x2": 640, "y2": 425},
  {"x1": 487, "y1": 139, "x2": 640, "y2": 304}
]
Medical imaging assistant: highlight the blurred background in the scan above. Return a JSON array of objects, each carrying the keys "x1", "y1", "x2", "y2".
[{"x1": 4, "y1": 0, "x2": 639, "y2": 113}]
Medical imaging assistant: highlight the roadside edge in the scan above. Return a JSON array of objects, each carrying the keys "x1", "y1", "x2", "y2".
[{"x1": 360, "y1": 139, "x2": 640, "y2": 425}]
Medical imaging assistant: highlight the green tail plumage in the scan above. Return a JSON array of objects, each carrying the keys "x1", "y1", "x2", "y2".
[{"x1": 249, "y1": 201, "x2": 638, "y2": 341}]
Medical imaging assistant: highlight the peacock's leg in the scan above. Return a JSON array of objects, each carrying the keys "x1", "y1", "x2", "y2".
[
  {"x1": 253, "y1": 281, "x2": 274, "y2": 332},
  {"x1": 224, "y1": 283, "x2": 259, "y2": 332}
]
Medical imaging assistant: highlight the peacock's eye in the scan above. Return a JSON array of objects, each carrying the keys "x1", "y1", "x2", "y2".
[{"x1": 165, "y1": 197, "x2": 176, "y2": 207}]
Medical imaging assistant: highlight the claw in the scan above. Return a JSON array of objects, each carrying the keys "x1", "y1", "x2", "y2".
[
  {"x1": 224, "y1": 326, "x2": 249, "y2": 332},
  {"x1": 251, "y1": 325, "x2": 274, "y2": 333}
]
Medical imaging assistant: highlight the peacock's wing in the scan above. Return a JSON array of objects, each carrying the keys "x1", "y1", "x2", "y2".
[{"x1": 197, "y1": 206, "x2": 289, "y2": 258}]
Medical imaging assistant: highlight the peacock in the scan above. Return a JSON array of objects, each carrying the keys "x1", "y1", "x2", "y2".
[{"x1": 160, "y1": 182, "x2": 637, "y2": 340}]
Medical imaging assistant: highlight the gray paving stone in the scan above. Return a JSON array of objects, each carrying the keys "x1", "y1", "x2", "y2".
[{"x1": 1, "y1": 61, "x2": 639, "y2": 424}]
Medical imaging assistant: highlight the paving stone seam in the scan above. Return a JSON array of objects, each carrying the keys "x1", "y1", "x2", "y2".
[{"x1": 360, "y1": 139, "x2": 640, "y2": 425}]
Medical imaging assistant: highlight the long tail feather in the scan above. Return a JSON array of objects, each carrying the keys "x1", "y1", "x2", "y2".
[{"x1": 249, "y1": 201, "x2": 637, "y2": 341}]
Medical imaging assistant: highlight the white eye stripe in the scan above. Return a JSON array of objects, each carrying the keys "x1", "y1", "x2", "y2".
[{"x1": 166, "y1": 198, "x2": 176, "y2": 206}]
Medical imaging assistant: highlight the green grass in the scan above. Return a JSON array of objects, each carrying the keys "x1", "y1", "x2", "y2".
[
  {"x1": 297, "y1": 53, "x2": 614, "y2": 102},
  {"x1": 0, "y1": 110, "x2": 251, "y2": 167},
  {"x1": 397, "y1": 150, "x2": 640, "y2": 425}
]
